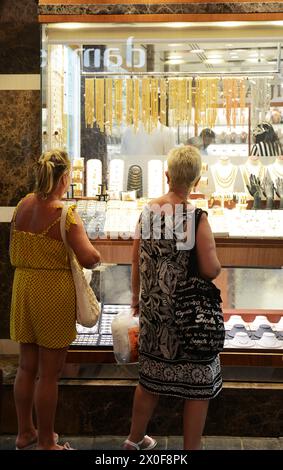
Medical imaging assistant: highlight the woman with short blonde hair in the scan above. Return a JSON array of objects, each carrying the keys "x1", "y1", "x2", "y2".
[{"x1": 124, "y1": 145, "x2": 222, "y2": 451}]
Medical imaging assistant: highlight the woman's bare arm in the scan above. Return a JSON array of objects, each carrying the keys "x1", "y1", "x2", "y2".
[
  {"x1": 66, "y1": 212, "x2": 101, "y2": 268},
  {"x1": 196, "y1": 213, "x2": 221, "y2": 280}
]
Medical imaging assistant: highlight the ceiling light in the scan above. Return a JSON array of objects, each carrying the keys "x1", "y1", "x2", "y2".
[
  {"x1": 190, "y1": 49, "x2": 204, "y2": 54},
  {"x1": 168, "y1": 54, "x2": 183, "y2": 60},
  {"x1": 217, "y1": 22, "x2": 244, "y2": 28},
  {"x1": 166, "y1": 22, "x2": 191, "y2": 28},
  {"x1": 205, "y1": 58, "x2": 224, "y2": 64},
  {"x1": 169, "y1": 43, "x2": 183, "y2": 47},
  {"x1": 165, "y1": 59, "x2": 185, "y2": 65}
]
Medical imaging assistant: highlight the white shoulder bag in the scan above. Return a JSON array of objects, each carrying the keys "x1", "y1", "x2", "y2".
[{"x1": 60, "y1": 205, "x2": 100, "y2": 328}]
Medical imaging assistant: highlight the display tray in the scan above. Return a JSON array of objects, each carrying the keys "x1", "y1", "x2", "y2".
[{"x1": 68, "y1": 307, "x2": 283, "y2": 365}]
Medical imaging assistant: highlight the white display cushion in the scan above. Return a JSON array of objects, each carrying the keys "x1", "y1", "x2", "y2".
[
  {"x1": 249, "y1": 316, "x2": 273, "y2": 330},
  {"x1": 273, "y1": 317, "x2": 283, "y2": 332},
  {"x1": 225, "y1": 315, "x2": 247, "y2": 330},
  {"x1": 256, "y1": 332, "x2": 283, "y2": 349},
  {"x1": 225, "y1": 332, "x2": 256, "y2": 348}
]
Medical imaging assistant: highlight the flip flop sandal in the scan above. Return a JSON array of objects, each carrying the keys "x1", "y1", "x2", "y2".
[{"x1": 123, "y1": 435, "x2": 157, "y2": 450}]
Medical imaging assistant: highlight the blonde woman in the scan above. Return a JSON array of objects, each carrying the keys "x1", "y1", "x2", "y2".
[
  {"x1": 124, "y1": 146, "x2": 222, "y2": 451},
  {"x1": 10, "y1": 150, "x2": 100, "y2": 450}
]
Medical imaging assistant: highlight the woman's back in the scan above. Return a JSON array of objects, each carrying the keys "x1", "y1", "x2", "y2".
[{"x1": 10, "y1": 194, "x2": 75, "y2": 270}]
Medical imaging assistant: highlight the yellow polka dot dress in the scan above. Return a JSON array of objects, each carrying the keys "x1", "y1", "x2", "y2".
[{"x1": 10, "y1": 203, "x2": 77, "y2": 349}]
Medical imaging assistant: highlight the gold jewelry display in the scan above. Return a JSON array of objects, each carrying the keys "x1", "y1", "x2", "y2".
[
  {"x1": 159, "y1": 78, "x2": 167, "y2": 126},
  {"x1": 142, "y1": 78, "x2": 151, "y2": 132},
  {"x1": 95, "y1": 78, "x2": 105, "y2": 132},
  {"x1": 151, "y1": 78, "x2": 159, "y2": 130},
  {"x1": 241, "y1": 161, "x2": 265, "y2": 186},
  {"x1": 83, "y1": 76, "x2": 248, "y2": 133},
  {"x1": 85, "y1": 78, "x2": 94, "y2": 127},
  {"x1": 223, "y1": 78, "x2": 246, "y2": 128},
  {"x1": 212, "y1": 162, "x2": 238, "y2": 189},
  {"x1": 133, "y1": 78, "x2": 140, "y2": 131},
  {"x1": 126, "y1": 79, "x2": 133, "y2": 126},
  {"x1": 105, "y1": 78, "x2": 113, "y2": 134},
  {"x1": 114, "y1": 78, "x2": 123, "y2": 126},
  {"x1": 195, "y1": 78, "x2": 218, "y2": 128}
]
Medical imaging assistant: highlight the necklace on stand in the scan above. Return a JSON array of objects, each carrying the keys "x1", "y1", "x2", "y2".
[
  {"x1": 242, "y1": 161, "x2": 265, "y2": 185},
  {"x1": 212, "y1": 163, "x2": 237, "y2": 189},
  {"x1": 269, "y1": 160, "x2": 283, "y2": 179}
]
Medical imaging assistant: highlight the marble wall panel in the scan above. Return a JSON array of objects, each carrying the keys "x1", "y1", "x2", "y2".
[
  {"x1": 38, "y1": 2, "x2": 283, "y2": 17},
  {"x1": 0, "y1": 90, "x2": 40, "y2": 206},
  {"x1": 0, "y1": 24, "x2": 40, "y2": 74},
  {"x1": 0, "y1": 0, "x2": 38, "y2": 24}
]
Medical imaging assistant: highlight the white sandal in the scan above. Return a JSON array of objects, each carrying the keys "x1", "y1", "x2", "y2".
[{"x1": 123, "y1": 435, "x2": 157, "y2": 450}]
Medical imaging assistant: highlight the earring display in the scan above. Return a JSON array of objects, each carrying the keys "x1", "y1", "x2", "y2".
[
  {"x1": 148, "y1": 160, "x2": 163, "y2": 198},
  {"x1": 127, "y1": 165, "x2": 143, "y2": 198},
  {"x1": 109, "y1": 159, "x2": 124, "y2": 192},
  {"x1": 87, "y1": 159, "x2": 102, "y2": 197}
]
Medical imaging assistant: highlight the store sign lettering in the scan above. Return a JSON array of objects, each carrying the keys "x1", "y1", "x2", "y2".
[{"x1": 83, "y1": 37, "x2": 146, "y2": 69}]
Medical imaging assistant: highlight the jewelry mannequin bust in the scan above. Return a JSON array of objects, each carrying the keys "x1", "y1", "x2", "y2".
[
  {"x1": 240, "y1": 155, "x2": 266, "y2": 197},
  {"x1": 267, "y1": 155, "x2": 283, "y2": 184},
  {"x1": 211, "y1": 156, "x2": 238, "y2": 193}
]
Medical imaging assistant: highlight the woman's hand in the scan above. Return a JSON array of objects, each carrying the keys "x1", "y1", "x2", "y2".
[{"x1": 131, "y1": 298, "x2": 139, "y2": 316}]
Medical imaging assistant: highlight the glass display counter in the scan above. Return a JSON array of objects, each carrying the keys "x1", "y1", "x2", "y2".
[{"x1": 67, "y1": 265, "x2": 283, "y2": 376}]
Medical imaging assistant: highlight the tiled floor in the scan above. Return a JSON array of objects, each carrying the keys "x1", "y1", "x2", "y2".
[{"x1": 0, "y1": 435, "x2": 282, "y2": 450}]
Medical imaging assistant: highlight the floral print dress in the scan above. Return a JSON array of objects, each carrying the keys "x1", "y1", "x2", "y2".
[{"x1": 138, "y1": 206, "x2": 222, "y2": 400}]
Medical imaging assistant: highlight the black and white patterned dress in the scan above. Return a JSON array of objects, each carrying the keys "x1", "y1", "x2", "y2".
[{"x1": 138, "y1": 206, "x2": 222, "y2": 400}]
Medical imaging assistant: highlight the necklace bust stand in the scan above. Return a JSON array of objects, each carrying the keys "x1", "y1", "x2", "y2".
[
  {"x1": 267, "y1": 156, "x2": 283, "y2": 184},
  {"x1": 240, "y1": 155, "x2": 266, "y2": 198},
  {"x1": 211, "y1": 156, "x2": 238, "y2": 193}
]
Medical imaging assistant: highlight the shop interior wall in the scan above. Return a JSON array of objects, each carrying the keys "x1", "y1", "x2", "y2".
[{"x1": 0, "y1": 0, "x2": 40, "y2": 338}]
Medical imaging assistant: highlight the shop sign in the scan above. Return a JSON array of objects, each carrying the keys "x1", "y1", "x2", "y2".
[{"x1": 83, "y1": 37, "x2": 146, "y2": 70}]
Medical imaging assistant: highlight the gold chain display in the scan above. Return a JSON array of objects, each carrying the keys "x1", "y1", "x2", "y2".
[
  {"x1": 95, "y1": 78, "x2": 104, "y2": 132},
  {"x1": 114, "y1": 79, "x2": 123, "y2": 126},
  {"x1": 133, "y1": 78, "x2": 140, "y2": 131},
  {"x1": 159, "y1": 78, "x2": 167, "y2": 126},
  {"x1": 223, "y1": 78, "x2": 246, "y2": 128},
  {"x1": 105, "y1": 78, "x2": 113, "y2": 134},
  {"x1": 142, "y1": 78, "x2": 151, "y2": 132},
  {"x1": 126, "y1": 79, "x2": 133, "y2": 127},
  {"x1": 195, "y1": 78, "x2": 218, "y2": 128},
  {"x1": 86, "y1": 76, "x2": 249, "y2": 133}
]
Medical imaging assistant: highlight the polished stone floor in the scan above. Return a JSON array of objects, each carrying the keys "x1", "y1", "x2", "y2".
[{"x1": 0, "y1": 435, "x2": 282, "y2": 450}]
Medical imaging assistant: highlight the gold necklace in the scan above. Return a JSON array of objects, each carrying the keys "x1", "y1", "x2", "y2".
[
  {"x1": 243, "y1": 162, "x2": 265, "y2": 185},
  {"x1": 212, "y1": 163, "x2": 237, "y2": 189},
  {"x1": 270, "y1": 161, "x2": 283, "y2": 178}
]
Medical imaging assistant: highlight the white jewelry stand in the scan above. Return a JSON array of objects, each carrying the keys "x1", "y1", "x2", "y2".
[
  {"x1": 211, "y1": 156, "x2": 238, "y2": 193},
  {"x1": 86, "y1": 159, "x2": 102, "y2": 197},
  {"x1": 109, "y1": 159, "x2": 124, "y2": 192},
  {"x1": 240, "y1": 156, "x2": 266, "y2": 197},
  {"x1": 267, "y1": 156, "x2": 283, "y2": 184}
]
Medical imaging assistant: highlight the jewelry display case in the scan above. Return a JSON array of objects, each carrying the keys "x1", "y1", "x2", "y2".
[
  {"x1": 40, "y1": 21, "x2": 283, "y2": 375},
  {"x1": 41, "y1": 23, "x2": 283, "y2": 206}
]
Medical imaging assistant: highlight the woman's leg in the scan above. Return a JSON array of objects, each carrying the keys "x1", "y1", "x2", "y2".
[
  {"x1": 14, "y1": 343, "x2": 39, "y2": 449},
  {"x1": 35, "y1": 346, "x2": 68, "y2": 450},
  {"x1": 183, "y1": 399, "x2": 209, "y2": 450},
  {"x1": 127, "y1": 384, "x2": 159, "y2": 444}
]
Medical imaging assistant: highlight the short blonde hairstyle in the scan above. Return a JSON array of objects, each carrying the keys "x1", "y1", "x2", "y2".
[
  {"x1": 167, "y1": 145, "x2": 202, "y2": 190},
  {"x1": 35, "y1": 149, "x2": 71, "y2": 199}
]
